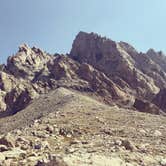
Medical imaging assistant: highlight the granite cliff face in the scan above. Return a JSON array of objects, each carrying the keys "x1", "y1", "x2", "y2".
[{"x1": 1, "y1": 32, "x2": 166, "y2": 114}]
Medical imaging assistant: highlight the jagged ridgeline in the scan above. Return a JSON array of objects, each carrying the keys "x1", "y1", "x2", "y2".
[{"x1": 1, "y1": 32, "x2": 166, "y2": 115}]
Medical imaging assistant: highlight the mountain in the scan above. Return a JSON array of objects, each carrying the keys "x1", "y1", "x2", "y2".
[
  {"x1": 1, "y1": 32, "x2": 166, "y2": 115},
  {"x1": 0, "y1": 32, "x2": 166, "y2": 165},
  {"x1": 0, "y1": 44, "x2": 130, "y2": 115},
  {"x1": 70, "y1": 32, "x2": 166, "y2": 113}
]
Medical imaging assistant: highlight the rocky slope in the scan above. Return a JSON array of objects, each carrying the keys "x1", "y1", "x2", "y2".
[{"x1": 0, "y1": 88, "x2": 166, "y2": 165}]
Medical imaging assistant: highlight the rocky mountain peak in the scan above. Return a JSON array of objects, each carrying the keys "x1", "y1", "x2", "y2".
[
  {"x1": 18, "y1": 43, "x2": 31, "y2": 53},
  {"x1": 76, "y1": 31, "x2": 107, "y2": 39},
  {"x1": 146, "y1": 48, "x2": 156, "y2": 55},
  {"x1": 6, "y1": 44, "x2": 53, "y2": 80},
  {"x1": 1, "y1": 31, "x2": 166, "y2": 115},
  {"x1": 18, "y1": 43, "x2": 45, "y2": 56},
  {"x1": 70, "y1": 32, "x2": 160, "y2": 99}
]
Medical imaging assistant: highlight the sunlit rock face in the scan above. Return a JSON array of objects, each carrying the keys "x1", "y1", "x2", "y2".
[{"x1": 6, "y1": 44, "x2": 53, "y2": 80}]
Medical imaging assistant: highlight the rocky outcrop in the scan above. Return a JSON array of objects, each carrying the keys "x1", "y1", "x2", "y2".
[
  {"x1": 6, "y1": 44, "x2": 53, "y2": 80},
  {"x1": 133, "y1": 98, "x2": 162, "y2": 115},
  {"x1": 70, "y1": 32, "x2": 159, "y2": 99},
  {"x1": 0, "y1": 44, "x2": 132, "y2": 113},
  {"x1": 0, "y1": 70, "x2": 39, "y2": 113},
  {"x1": 152, "y1": 89, "x2": 166, "y2": 112},
  {"x1": 147, "y1": 49, "x2": 166, "y2": 72},
  {"x1": 48, "y1": 56, "x2": 132, "y2": 104}
]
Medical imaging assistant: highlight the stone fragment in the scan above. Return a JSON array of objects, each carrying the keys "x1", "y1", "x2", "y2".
[
  {"x1": 153, "y1": 130, "x2": 162, "y2": 137},
  {"x1": 121, "y1": 139, "x2": 136, "y2": 151},
  {"x1": 0, "y1": 134, "x2": 15, "y2": 147},
  {"x1": 0, "y1": 144, "x2": 8, "y2": 152}
]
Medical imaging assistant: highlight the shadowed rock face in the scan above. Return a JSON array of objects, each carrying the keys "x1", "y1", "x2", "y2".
[
  {"x1": 0, "y1": 44, "x2": 131, "y2": 114},
  {"x1": 1, "y1": 32, "x2": 166, "y2": 114},
  {"x1": 133, "y1": 98, "x2": 162, "y2": 115},
  {"x1": 70, "y1": 32, "x2": 161, "y2": 99},
  {"x1": 152, "y1": 89, "x2": 166, "y2": 112}
]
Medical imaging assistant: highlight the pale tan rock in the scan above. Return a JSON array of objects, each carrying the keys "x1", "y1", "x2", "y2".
[
  {"x1": 160, "y1": 158, "x2": 166, "y2": 166},
  {"x1": 0, "y1": 153, "x2": 5, "y2": 161},
  {"x1": 2, "y1": 148, "x2": 26, "y2": 159},
  {"x1": 153, "y1": 130, "x2": 162, "y2": 137},
  {"x1": 63, "y1": 154, "x2": 127, "y2": 166}
]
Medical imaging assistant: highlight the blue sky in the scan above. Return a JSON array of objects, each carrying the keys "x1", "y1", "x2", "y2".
[{"x1": 0, "y1": 0, "x2": 166, "y2": 63}]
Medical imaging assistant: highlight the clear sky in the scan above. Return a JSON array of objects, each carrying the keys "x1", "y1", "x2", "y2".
[{"x1": 0, "y1": 0, "x2": 166, "y2": 63}]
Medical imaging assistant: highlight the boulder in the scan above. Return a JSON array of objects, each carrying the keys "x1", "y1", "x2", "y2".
[
  {"x1": 152, "y1": 88, "x2": 166, "y2": 112},
  {"x1": 2, "y1": 148, "x2": 26, "y2": 159},
  {"x1": 0, "y1": 134, "x2": 15, "y2": 147},
  {"x1": 133, "y1": 98, "x2": 161, "y2": 114}
]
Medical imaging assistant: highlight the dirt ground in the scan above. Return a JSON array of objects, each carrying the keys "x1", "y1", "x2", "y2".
[{"x1": 0, "y1": 88, "x2": 166, "y2": 165}]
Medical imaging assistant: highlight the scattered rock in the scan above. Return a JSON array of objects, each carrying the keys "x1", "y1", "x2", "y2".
[
  {"x1": 35, "y1": 156, "x2": 68, "y2": 166},
  {"x1": 2, "y1": 148, "x2": 26, "y2": 159},
  {"x1": 121, "y1": 139, "x2": 136, "y2": 151},
  {"x1": 0, "y1": 153, "x2": 5, "y2": 161},
  {"x1": 101, "y1": 129, "x2": 113, "y2": 136},
  {"x1": 114, "y1": 139, "x2": 122, "y2": 146},
  {"x1": 153, "y1": 130, "x2": 162, "y2": 137},
  {"x1": 34, "y1": 144, "x2": 42, "y2": 150},
  {"x1": 160, "y1": 158, "x2": 166, "y2": 166},
  {"x1": 0, "y1": 145, "x2": 8, "y2": 152},
  {"x1": 66, "y1": 147, "x2": 77, "y2": 154},
  {"x1": 46, "y1": 125, "x2": 54, "y2": 133},
  {"x1": 0, "y1": 134, "x2": 15, "y2": 148},
  {"x1": 138, "y1": 144, "x2": 149, "y2": 153},
  {"x1": 138, "y1": 129, "x2": 147, "y2": 135},
  {"x1": 59, "y1": 128, "x2": 73, "y2": 137},
  {"x1": 63, "y1": 154, "x2": 127, "y2": 166}
]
